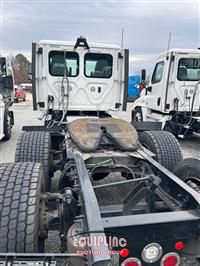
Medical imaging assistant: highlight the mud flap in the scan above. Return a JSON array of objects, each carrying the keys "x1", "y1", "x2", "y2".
[{"x1": 131, "y1": 121, "x2": 162, "y2": 131}]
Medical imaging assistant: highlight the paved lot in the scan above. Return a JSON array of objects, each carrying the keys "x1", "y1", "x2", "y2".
[
  {"x1": 0, "y1": 95, "x2": 41, "y2": 163},
  {"x1": 0, "y1": 96, "x2": 199, "y2": 163}
]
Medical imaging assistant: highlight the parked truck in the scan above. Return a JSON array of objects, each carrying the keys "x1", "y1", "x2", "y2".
[
  {"x1": 0, "y1": 38, "x2": 200, "y2": 266},
  {"x1": 132, "y1": 49, "x2": 200, "y2": 137},
  {"x1": 0, "y1": 57, "x2": 14, "y2": 141}
]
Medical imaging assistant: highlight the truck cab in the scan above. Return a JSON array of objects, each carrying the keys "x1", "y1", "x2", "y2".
[
  {"x1": 132, "y1": 49, "x2": 200, "y2": 136},
  {"x1": 32, "y1": 37, "x2": 129, "y2": 122}
]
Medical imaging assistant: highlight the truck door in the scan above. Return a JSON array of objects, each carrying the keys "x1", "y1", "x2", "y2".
[
  {"x1": 72, "y1": 50, "x2": 118, "y2": 111},
  {"x1": 146, "y1": 60, "x2": 166, "y2": 112},
  {"x1": 172, "y1": 55, "x2": 200, "y2": 112}
]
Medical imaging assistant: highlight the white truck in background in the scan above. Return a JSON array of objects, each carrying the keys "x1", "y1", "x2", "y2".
[
  {"x1": 132, "y1": 49, "x2": 200, "y2": 137},
  {"x1": 0, "y1": 57, "x2": 14, "y2": 141}
]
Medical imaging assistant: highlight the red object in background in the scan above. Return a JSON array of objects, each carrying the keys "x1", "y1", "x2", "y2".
[
  {"x1": 120, "y1": 248, "x2": 129, "y2": 257},
  {"x1": 14, "y1": 85, "x2": 26, "y2": 102},
  {"x1": 140, "y1": 83, "x2": 145, "y2": 92},
  {"x1": 175, "y1": 241, "x2": 184, "y2": 250}
]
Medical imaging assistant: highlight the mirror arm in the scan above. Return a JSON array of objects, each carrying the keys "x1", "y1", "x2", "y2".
[{"x1": 146, "y1": 86, "x2": 152, "y2": 92}]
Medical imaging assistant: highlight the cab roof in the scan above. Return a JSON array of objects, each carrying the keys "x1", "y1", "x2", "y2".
[
  {"x1": 159, "y1": 48, "x2": 200, "y2": 58},
  {"x1": 38, "y1": 40, "x2": 120, "y2": 50}
]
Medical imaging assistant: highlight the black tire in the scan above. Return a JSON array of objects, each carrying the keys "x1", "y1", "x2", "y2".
[
  {"x1": 15, "y1": 131, "x2": 52, "y2": 191},
  {"x1": 132, "y1": 107, "x2": 143, "y2": 122},
  {"x1": 2, "y1": 108, "x2": 12, "y2": 141},
  {"x1": 139, "y1": 131, "x2": 183, "y2": 171},
  {"x1": 174, "y1": 158, "x2": 200, "y2": 184},
  {"x1": 163, "y1": 121, "x2": 179, "y2": 137},
  {"x1": 0, "y1": 162, "x2": 44, "y2": 252}
]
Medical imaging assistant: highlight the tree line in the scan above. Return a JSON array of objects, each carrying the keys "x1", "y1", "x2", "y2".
[{"x1": 11, "y1": 54, "x2": 31, "y2": 85}]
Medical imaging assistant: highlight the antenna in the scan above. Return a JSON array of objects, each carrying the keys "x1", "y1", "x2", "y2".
[
  {"x1": 121, "y1": 28, "x2": 124, "y2": 51},
  {"x1": 166, "y1": 32, "x2": 171, "y2": 59}
]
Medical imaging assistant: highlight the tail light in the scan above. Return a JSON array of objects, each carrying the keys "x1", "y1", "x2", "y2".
[
  {"x1": 175, "y1": 241, "x2": 184, "y2": 251},
  {"x1": 142, "y1": 243, "x2": 162, "y2": 263},
  {"x1": 121, "y1": 257, "x2": 142, "y2": 266},
  {"x1": 161, "y1": 252, "x2": 180, "y2": 266}
]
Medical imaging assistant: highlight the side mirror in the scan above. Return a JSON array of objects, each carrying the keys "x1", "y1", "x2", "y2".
[
  {"x1": 134, "y1": 84, "x2": 140, "y2": 89},
  {"x1": 27, "y1": 63, "x2": 32, "y2": 80},
  {"x1": 0, "y1": 57, "x2": 7, "y2": 77},
  {"x1": 28, "y1": 63, "x2": 32, "y2": 75},
  {"x1": 146, "y1": 86, "x2": 152, "y2": 92},
  {"x1": 141, "y1": 69, "x2": 146, "y2": 82}
]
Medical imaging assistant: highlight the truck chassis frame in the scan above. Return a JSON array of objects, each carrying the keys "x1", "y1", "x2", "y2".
[{"x1": 1, "y1": 125, "x2": 200, "y2": 266}]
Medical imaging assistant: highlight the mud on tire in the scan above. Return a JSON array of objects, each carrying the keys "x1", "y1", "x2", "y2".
[
  {"x1": 0, "y1": 162, "x2": 44, "y2": 252},
  {"x1": 139, "y1": 131, "x2": 183, "y2": 171},
  {"x1": 15, "y1": 131, "x2": 52, "y2": 191}
]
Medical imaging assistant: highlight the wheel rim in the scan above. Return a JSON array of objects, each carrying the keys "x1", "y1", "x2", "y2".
[
  {"x1": 135, "y1": 112, "x2": 142, "y2": 121},
  {"x1": 186, "y1": 176, "x2": 200, "y2": 186},
  {"x1": 141, "y1": 143, "x2": 150, "y2": 150}
]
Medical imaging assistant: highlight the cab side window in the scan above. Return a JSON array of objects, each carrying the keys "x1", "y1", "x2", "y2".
[{"x1": 152, "y1": 61, "x2": 164, "y2": 84}]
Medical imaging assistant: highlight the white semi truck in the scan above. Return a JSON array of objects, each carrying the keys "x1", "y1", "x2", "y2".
[
  {"x1": 132, "y1": 49, "x2": 200, "y2": 137},
  {"x1": 0, "y1": 57, "x2": 14, "y2": 141}
]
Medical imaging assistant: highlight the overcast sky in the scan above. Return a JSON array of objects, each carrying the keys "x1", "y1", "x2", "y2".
[{"x1": 0, "y1": 0, "x2": 199, "y2": 75}]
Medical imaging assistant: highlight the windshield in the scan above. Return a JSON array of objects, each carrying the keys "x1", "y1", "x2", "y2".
[{"x1": 177, "y1": 58, "x2": 200, "y2": 81}]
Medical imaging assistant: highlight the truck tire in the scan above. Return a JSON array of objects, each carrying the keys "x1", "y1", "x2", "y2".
[
  {"x1": 132, "y1": 107, "x2": 143, "y2": 122},
  {"x1": 3, "y1": 108, "x2": 12, "y2": 141},
  {"x1": 0, "y1": 162, "x2": 45, "y2": 252},
  {"x1": 139, "y1": 131, "x2": 183, "y2": 171},
  {"x1": 15, "y1": 131, "x2": 52, "y2": 191},
  {"x1": 174, "y1": 158, "x2": 200, "y2": 184}
]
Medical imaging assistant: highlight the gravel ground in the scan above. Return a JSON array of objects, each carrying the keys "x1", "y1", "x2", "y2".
[{"x1": 0, "y1": 96, "x2": 200, "y2": 265}]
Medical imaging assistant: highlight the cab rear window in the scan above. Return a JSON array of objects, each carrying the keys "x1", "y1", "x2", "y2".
[
  {"x1": 84, "y1": 53, "x2": 113, "y2": 78},
  {"x1": 49, "y1": 51, "x2": 79, "y2": 77}
]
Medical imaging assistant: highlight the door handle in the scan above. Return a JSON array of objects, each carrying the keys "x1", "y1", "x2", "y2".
[{"x1": 98, "y1": 87, "x2": 101, "y2": 93}]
